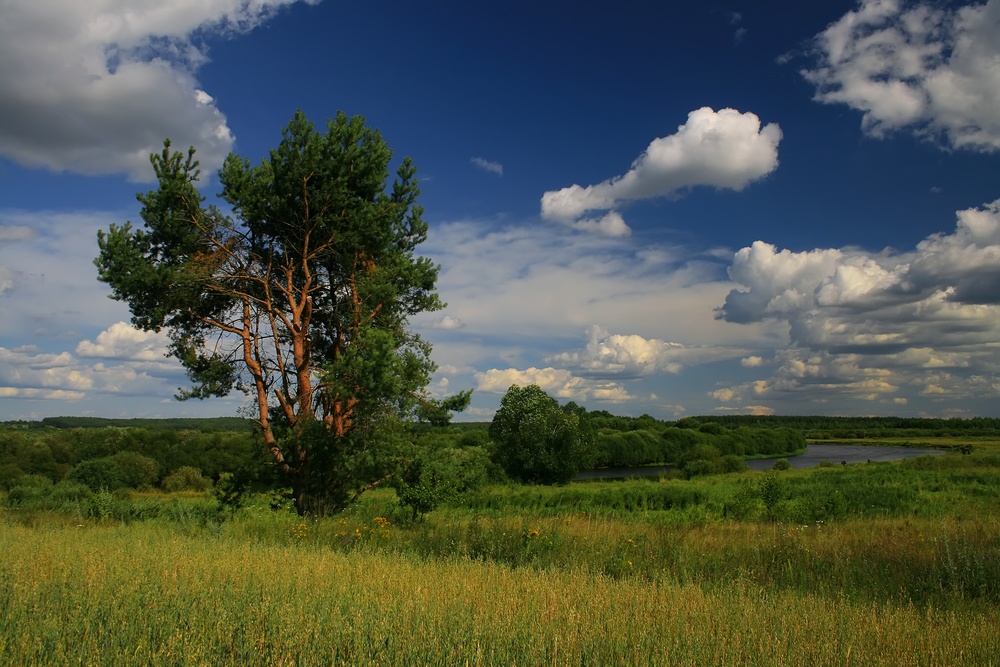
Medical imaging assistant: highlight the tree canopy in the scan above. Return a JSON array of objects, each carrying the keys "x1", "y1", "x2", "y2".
[
  {"x1": 96, "y1": 110, "x2": 461, "y2": 514},
  {"x1": 488, "y1": 385, "x2": 596, "y2": 484}
]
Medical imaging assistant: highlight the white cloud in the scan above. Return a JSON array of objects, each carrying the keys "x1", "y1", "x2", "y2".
[
  {"x1": 474, "y1": 367, "x2": 632, "y2": 403},
  {"x1": 714, "y1": 199, "x2": 1000, "y2": 410},
  {"x1": 0, "y1": 343, "x2": 186, "y2": 399},
  {"x1": 0, "y1": 0, "x2": 318, "y2": 179},
  {"x1": 741, "y1": 355, "x2": 765, "y2": 367},
  {"x1": 471, "y1": 157, "x2": 503, "y2": 176},
  {"x1": 803, "y1": 0, "x2": 1000, "y2": 151},
  {"x1": 564, "y1": 211, "x2": 632, "y2": 237},
  {"x1": 540, "y1": 107, "x2": 781, "y2": 226},
  {"x1": 546, "y1": 325, "x2": 749, "y2": 378},
  {"x1": 76, "y1": 322, "x2": 171, "y2": 361},
  {"x1": 0, "y1": 387, "x2": 86, "y2": 401}
]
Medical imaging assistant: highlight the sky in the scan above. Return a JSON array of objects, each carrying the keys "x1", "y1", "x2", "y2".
[{"x1": 2, "y1": 0, "x2": 1000, "y2": 422}]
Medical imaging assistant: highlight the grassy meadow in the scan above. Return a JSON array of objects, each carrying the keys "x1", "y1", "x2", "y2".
[{"x1": 2, "y1": 442, "x2": 999, "y2": 665}]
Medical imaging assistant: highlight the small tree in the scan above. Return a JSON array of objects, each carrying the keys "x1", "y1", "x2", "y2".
[
  {"x1": 488, "y1": 384, "x2": 596, "y2": 484},
  {"x1": 96, "y1": 111, "x2": 457, "y2": 515}
]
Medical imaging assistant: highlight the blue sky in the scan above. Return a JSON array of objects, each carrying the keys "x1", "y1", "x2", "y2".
[{"x1": 2, "y1": 0, "x2": 999, "y2": 421}]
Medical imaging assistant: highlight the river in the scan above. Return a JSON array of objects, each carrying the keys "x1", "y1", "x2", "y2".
[{"x1": 577, "y1": 443, "x2": 948, "y2": 480}]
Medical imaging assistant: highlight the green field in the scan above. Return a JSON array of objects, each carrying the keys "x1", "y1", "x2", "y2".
[{"x1": 2, "y1": 442, "x2": 999, "y2": 666}]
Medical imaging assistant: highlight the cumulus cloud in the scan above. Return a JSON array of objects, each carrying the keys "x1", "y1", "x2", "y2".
[
  {"x1": 0, "y1": 0, "x2": 318, "y2": 179},
  {"x1": 540, "y1": 107, "x2": 782, "y2": 231},
  {"x1": 76, "y1": 322, "x2": 171, "y2": 361},
  {"x1": 471, "y1": 157, "x2": 503, "y2": 176},
  {"x1": 546, "y1": 325, "x2": 750, "y2": 378},
  {"x1": 802, "y1": 0, "x2": 1000, "y2": 151},
  {"x1": 714, "y1": 199, "x2": 1000, "y2": 410},
  {"x1": 0, "y1": 338, "x2": 197, "y2": 410},
  {"x1": 474, "y1": 367, "x2": 632, "y2": 403}
]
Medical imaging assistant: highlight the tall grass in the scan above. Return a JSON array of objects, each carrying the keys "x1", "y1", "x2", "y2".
[
  {"x1": 1, "y1": 521, "x2": 998, "y2": 666},
  {"x1": 2, "y1": 450, "x2": 999, "y2": 664}
]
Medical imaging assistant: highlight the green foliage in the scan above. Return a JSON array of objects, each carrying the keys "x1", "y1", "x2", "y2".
[
  {"x1": 67, "y1": 458, "x2": 126, "y2": 492},
  {"x1": 5, "y1": 475, "x2": 55, "y2": 507},
  {"x1": 214, "y1": 472, "x2": 253, "y2": 516},
  {"x1": 758, "y1": 473, "x2": 784, "y2": 521},
  {"x1": 414, "y1": 390, "x2": 473, "y2": 427},
  {"x1": 489, "y1": 385, "x2": 597, "y2": 484},
  {"x1": 392, "y1": 443, "x2": 495, "y2": 520},
  {"x1": 593, "y1": 423, "x2": 804, "y2": 471},
  {"x1": 771, "y1": 458, "x2": 792, "y2": 471},
  {"x1": 111, "y1": 451, "x2": 160, "y2": 488},
  {"x1": 161, "y1": 466, "x2": 212, "y2": 492}
]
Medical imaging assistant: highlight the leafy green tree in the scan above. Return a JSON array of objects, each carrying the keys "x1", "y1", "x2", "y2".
[
  {"x1": 67, "y1": 458, "x2": 126, "y2": 492},
  {"x1": 488, "y1": 385, "x2": 596, "y2": 484},
  {"x1": 96, "y1": 111, "x2": 455, "y2": 515}
]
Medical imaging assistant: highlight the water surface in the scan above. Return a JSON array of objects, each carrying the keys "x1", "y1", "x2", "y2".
[{"x1": 578, "y1": 443, "x2": 947, "y2": 480}]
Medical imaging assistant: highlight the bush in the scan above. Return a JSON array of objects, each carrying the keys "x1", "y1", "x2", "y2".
[
  {"x1": 112, "y1": 451, "x2": 160, "y2": 488},
  {"x1": 394, "y1": 445, "x2": 497, "y2": 520},
  {"x1": 50, "y1": 480, "x2": 94, "y2": 503},
  {"x1": 772, "y1": 458, "x2": 791, "y2": 471},
  {"x1": 162, "y1": 466, "x2": 212, "y2": 492},
  {"x1": 6, "y1": 474, "x2": 54, "y2": 507},
  {"x1": 67, "y1": 457, "x2": 126, "y2": 492},
  {"x1": 759, "y1": 473, "x2": 785, "y2": 521}
]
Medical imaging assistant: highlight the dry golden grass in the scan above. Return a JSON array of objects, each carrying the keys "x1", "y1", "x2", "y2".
[{"x1": 1, "y1": 520, "x2": 998, "y2": 666}]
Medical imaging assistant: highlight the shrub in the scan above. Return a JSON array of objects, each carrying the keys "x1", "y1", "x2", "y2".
[
  {"x1": 50, "y1": 480, "x2": 94, "y2": 503},
  {"x1": 772, "y1": 458, "x2": 791, "y2": 471},
  {"x1": 162, "y1": 466, "x2": 212, "y2": 492},
  {"x1": 720, "y1": 455, "x2": 749, "y2": 473},
  {"x1": 112, "y1": 451, "x2": 160, "y2": 488},
  {"x1": 394, "y1": 446, "x2": 496, "y2": 520},
  {"x1": 67, "y1": 457, "x2": 126, "y2": 492},
  {"x1": 758, "y1": 473, "x2": 784, "y2": 521},
  {"x1": 6, "y1": 474, "x2": 54, "y2": 507}
]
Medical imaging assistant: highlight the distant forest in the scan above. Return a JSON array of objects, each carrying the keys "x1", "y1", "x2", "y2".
[
  {"x1": 2, "y1": 413, "x2": 998, "y2": 436},
  {"x1": 2, "y1": 416, "x2": 255, "y2": 432}
]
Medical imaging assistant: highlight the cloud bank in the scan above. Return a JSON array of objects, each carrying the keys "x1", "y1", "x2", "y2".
[
  {"x1": 540, "y1": 107, "x2": 782, "y2": 235},
  {"x1": 803, "y1": 0, "x2": 1000, "y2": 151},
  {"x1": 714, "y1": 199, "x2": 1000, "y2": 410},
  {"x1": 0, "y1": 0, "x2": 318, "y2": 179}
]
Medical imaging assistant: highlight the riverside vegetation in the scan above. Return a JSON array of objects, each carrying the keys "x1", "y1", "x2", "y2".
[{"x1": 2, "y1": 416, "x2": 999, "y2": 665}]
